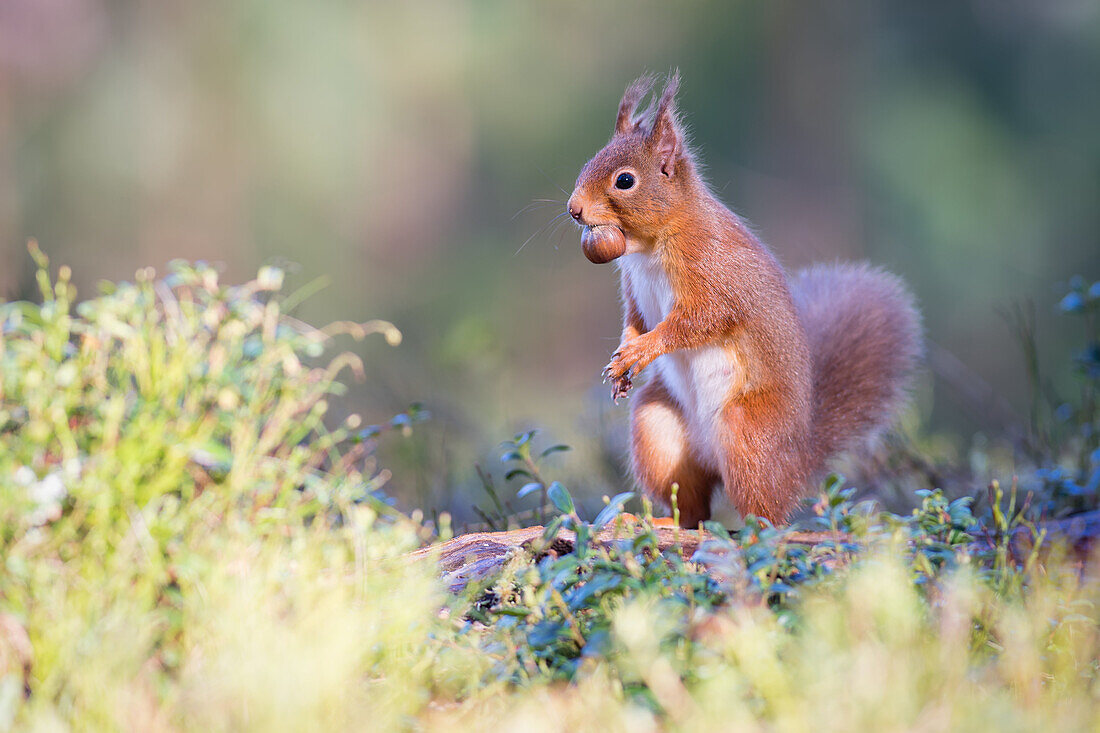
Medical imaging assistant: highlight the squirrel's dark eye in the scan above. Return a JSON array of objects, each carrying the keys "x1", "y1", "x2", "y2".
[{"x1": 614, "y1": 172, "x2": 635, "y2": 190}]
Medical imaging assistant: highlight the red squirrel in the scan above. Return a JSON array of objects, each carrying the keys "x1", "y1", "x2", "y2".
[{"x1": 567, "y1": 73, "x2": 922, "y2": 527}]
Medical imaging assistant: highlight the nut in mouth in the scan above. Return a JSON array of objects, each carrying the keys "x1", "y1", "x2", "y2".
[{"x1": 580, "y1": 224, "x2": 627, "y2": 264}]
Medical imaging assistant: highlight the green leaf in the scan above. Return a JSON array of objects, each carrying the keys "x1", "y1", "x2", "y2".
[
  {"x1": 539, "y1": 444, "x2": 572, "y2": 459},
  {"x1": 702, "y1": 520, "x2": 731, "y2": 541},
  {"x1": 504, "y1": 468, "x2": 533, "y2": 481},
  {"x1": 527, "y1": 620, "x2": 566, "y2": 647},
  {"x1": 574, "y1": 523, "x2": 590, "y2": 557},
  {"x1": 547, "y1": 481, "x2": 574, "y2": 515},
  {"x1": 517, "y1": 482, "x2": 543, "y2": 500},
  {"x1": 191, "y1": 441, "x2": 232, "y2": 471},
  {"x1": 592, "y1": 492, "x2": 635, "y2": 531},
  {"x1": 822, "y1": 473, "x2": 845, "y2": 496},
  {"x1": 564, "y1": 575, "x2": 621, "y2": 611},
  {"x1": 542, "y1": 516, "x2": 565, "y2": 543}
]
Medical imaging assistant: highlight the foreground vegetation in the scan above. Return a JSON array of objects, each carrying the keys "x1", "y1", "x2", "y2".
[{"x1": 1, "y1": 252, "x2": 1098, "y2": 731}]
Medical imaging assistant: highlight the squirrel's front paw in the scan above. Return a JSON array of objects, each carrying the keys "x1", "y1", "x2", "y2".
[
  {"x1": 602, "y1": 349, "x2": 632, "y2": 383},
  {"x1": 603, "y1": 337, "x2": 658, "y2": 401},
  {"x1": 602, "y1": 355, "x2": 633, "y2": 401}
]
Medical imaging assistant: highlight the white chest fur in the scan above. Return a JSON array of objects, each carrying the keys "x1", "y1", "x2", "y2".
[
  {"x1": 616, "y1": 253, "x2": 739, "y2": 466},
  {"x1": 617, "y1": 253, "x2": 674, "y2": 329}
]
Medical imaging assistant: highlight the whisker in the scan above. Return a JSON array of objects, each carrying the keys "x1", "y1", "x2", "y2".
[
  {"x1": 514, "y1": 211, "x2": 569, "y2": 256},
  {"x1": 510, "y1": 199, "x2": 564, "y2": 222},
  {"x1": 546, "y1": 213, "x2": 576, "y2": 251},
  {"x1": 511, "y1": 200, "x2": 551, "y2": 221},
  {"x1": 551, "y1": 215, "x2": 577, "y2": 251},
  {"x1": 535, "y1": 165, "x2": 570, "y2": 197}
]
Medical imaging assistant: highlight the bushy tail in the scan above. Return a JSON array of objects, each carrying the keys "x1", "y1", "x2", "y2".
[{"x1": 792, "y1": 262, "x2": 923, "y2": 466}]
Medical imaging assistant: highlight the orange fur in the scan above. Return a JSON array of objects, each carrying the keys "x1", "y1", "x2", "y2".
[{"x1": 568, "y1": 72, "x2": 922, "y2": 526}]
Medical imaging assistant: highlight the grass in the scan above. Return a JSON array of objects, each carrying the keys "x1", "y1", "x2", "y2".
[{"x1": 1, "y1": 250, "x2": 1099, "y2": 731}]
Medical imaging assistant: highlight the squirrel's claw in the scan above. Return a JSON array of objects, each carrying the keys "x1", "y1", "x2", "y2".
[
  {"x1": 606, "y1": 361, "x2": 633, "y2": 401},
  {"x1": 610, "y1": 374, "x2": 633, "y2": 402},
  {"x1": 605, "y1": 339, "x2": 648, "y2": 400}
]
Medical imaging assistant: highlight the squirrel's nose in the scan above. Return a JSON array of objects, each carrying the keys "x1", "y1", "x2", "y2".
[{"x1": 568, "y1": 201, "x2": 583, "y2": 222}]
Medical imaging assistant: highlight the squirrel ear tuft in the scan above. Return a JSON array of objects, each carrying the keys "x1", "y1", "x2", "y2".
[
  {"x1": 649, "y1": 70, "x2": 683, "y2": 177},
  {"x1": 615, "y1": 74, "x2": 656, "y2": 135}
]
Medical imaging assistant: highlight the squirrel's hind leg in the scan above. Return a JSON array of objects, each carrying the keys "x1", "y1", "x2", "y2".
[
  {"x1": 718, "y1": 389, "x2": 812, "y2": 526},
  {"x1": 630, "y1": 375, "x2": 719, "y2": 528}
]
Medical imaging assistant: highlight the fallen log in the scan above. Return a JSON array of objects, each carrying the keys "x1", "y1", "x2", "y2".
[
  {"x1": 408, "y1": 518, "x2": 847, "y2": 594},
  {"x1": 411, "y1": 510, "x2": 1100, "y2": 594}
]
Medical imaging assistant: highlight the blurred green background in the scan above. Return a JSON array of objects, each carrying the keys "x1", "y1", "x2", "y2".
[{"x1": 2, "y1": 0, "x2": 1097, "y2": 521}]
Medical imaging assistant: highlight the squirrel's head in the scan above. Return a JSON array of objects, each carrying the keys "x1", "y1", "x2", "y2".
[{"x1": 567, "y1": 71, "x2": 695, "y2": 264}]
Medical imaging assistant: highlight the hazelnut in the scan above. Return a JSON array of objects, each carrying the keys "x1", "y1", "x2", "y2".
[{"x1": 581, "y1": 225, "x2": 627, "y2": 264}]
